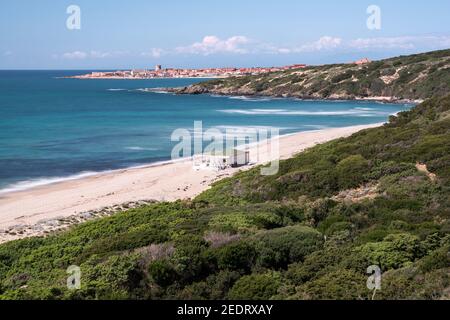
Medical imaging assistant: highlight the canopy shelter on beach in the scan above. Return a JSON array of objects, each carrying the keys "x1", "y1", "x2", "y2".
[{"x1": 193, "y1": 148, "x2": 250, "y2": 171}]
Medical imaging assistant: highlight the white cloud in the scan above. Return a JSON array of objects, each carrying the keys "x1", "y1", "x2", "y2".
[
  {"x1": 176, "y1": 35, "x2": 252, "y2": 55},
  {"x1": 295, "y1": 36, "x2": 343, "y2": 52},
  {"x1": 62, "y1": 51, "x2": 88, "y2": 59},
  {"x1": 256, "y1": 36, "x2": 343, "y2": 55},
  {"x1": 141, "y1": 48, "x2": 164, "y2": 58},
  {"x1": 60, "y1": 50, "x2": 129, "y2": 60},
  {"x1": 269, "y1": 35, "x2": 450, "y2": 54},
  {"x1": 349, "y1": 35, "x2": 450, "y2": 50},
  {"x1": 277, "y1": 48, "x2": 292, "y2": 54},
  {"x1": 350, "y1": 37, "x2": 416, "y2": 50},
  {"x1": 175, "y1": 35, "x2": 344, "y2": 56},
  {"x1": 90, "y1": 51, "x2": 112, "y2": 58}
]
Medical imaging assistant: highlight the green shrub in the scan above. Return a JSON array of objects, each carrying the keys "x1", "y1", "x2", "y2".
[
  {"x1": 77, "y1": 254, "x2": 143, "y2": 300},
  {"x1": 418, "y1": 246, "x2": 450, "y2": 273},
  {"x1": 171, "y1": 236, "x2": 211, "y2": 283},
  {"x1": 228, "y1": 272, "x2": 281, "y2": 300},
  {"x1": 148, "y1": 260, "x2": 177, "y2": 287},
  {"x1": 377, "y1": 267, "x2": 450, "y2": 300},
  {"x1": 253, "y1": 226, "x2": 324, "y2": 269},
  {"x1": 354, "y1": 233, "x2": 424, "y2": 270},
  {"x1": 336, "y1": 155, "x2": 370, "y2": 189},
  {"x1": 215, "y1": 241, "x2": 256, "y2": 272},
  {"x1": 295, "y1": 269, "x2": 369, "y2": 300},
  {"x1": 176, "y1": 270, "x2": 241, "y2": 300}
]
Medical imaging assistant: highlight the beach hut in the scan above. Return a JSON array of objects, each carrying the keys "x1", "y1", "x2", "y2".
[{"x1": 193, "y1": 148, "x2": 250, "y2": 171}]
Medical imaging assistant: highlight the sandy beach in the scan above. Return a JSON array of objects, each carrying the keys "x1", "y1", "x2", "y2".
[{"x1": 0, "y1": 123, "x2": 381, "y2": 243}]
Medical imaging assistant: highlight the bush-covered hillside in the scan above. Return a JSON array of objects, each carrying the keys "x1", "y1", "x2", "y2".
[
  {"x1": 171, "y1": 49, "x2": 450, "y2": 101},
  {"x1": 0, "y1": 94, "x2": 449, "y2": 300}
]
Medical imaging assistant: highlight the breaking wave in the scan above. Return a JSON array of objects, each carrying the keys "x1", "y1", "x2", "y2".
[
  {"x1": 125, "y1": 146, "x2": 159, "y2": 151},
  {"x1": 218, "y1": 108, "x2": 389, "y2": 116}
]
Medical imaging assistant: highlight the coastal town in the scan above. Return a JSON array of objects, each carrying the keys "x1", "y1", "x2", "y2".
[
  {"x1": 69, "y1": 58, "x2": 372, "y2": 80},
  {"x1": 69, "y1": 64, "x2": 308, "y2": 79}
]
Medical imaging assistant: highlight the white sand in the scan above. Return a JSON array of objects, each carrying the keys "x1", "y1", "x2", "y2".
[{"x1": 0, "y1": 123, "x2": 381, "y2": 237}]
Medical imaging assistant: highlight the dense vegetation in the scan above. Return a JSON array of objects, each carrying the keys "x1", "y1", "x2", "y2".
[
  {"x1": 171, "y1": 49, "x2": 450, "y2": 101},
  {"x1": 0, "y1": 50, "x2": 449, "y2": 300},
  {"x1": 0, "y1": 93, "x2": 448, "y2": 300}
]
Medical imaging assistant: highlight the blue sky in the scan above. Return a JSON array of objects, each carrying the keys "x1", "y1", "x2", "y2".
[{"x1": 1, "y1": 0, "x2": 449, "y2": 69}]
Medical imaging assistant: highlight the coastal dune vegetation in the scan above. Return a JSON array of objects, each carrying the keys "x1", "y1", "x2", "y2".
[
  {"x1": 0, "y1": 50, "x2": 449, "y2": 300},
  {"x1": 171, "y1": 49, "x2": 450, "y2": 102}
]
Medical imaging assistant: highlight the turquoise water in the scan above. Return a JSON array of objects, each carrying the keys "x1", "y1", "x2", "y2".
[{"x1": 0, "y1": 70, "x2": 412, "y2": 192}]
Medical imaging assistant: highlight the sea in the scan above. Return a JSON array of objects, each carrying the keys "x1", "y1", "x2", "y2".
[{"x1": 0, "y1": 70, "x2": 413, "y2": 193}]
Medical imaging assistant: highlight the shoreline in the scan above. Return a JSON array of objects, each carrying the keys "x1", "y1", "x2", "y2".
[
  {"x1": 0, "y1": 157, "x2": 188, "y2": 196},
  {"x1": 0, "y1": 123, "x2": 382, "y2": 243}
]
